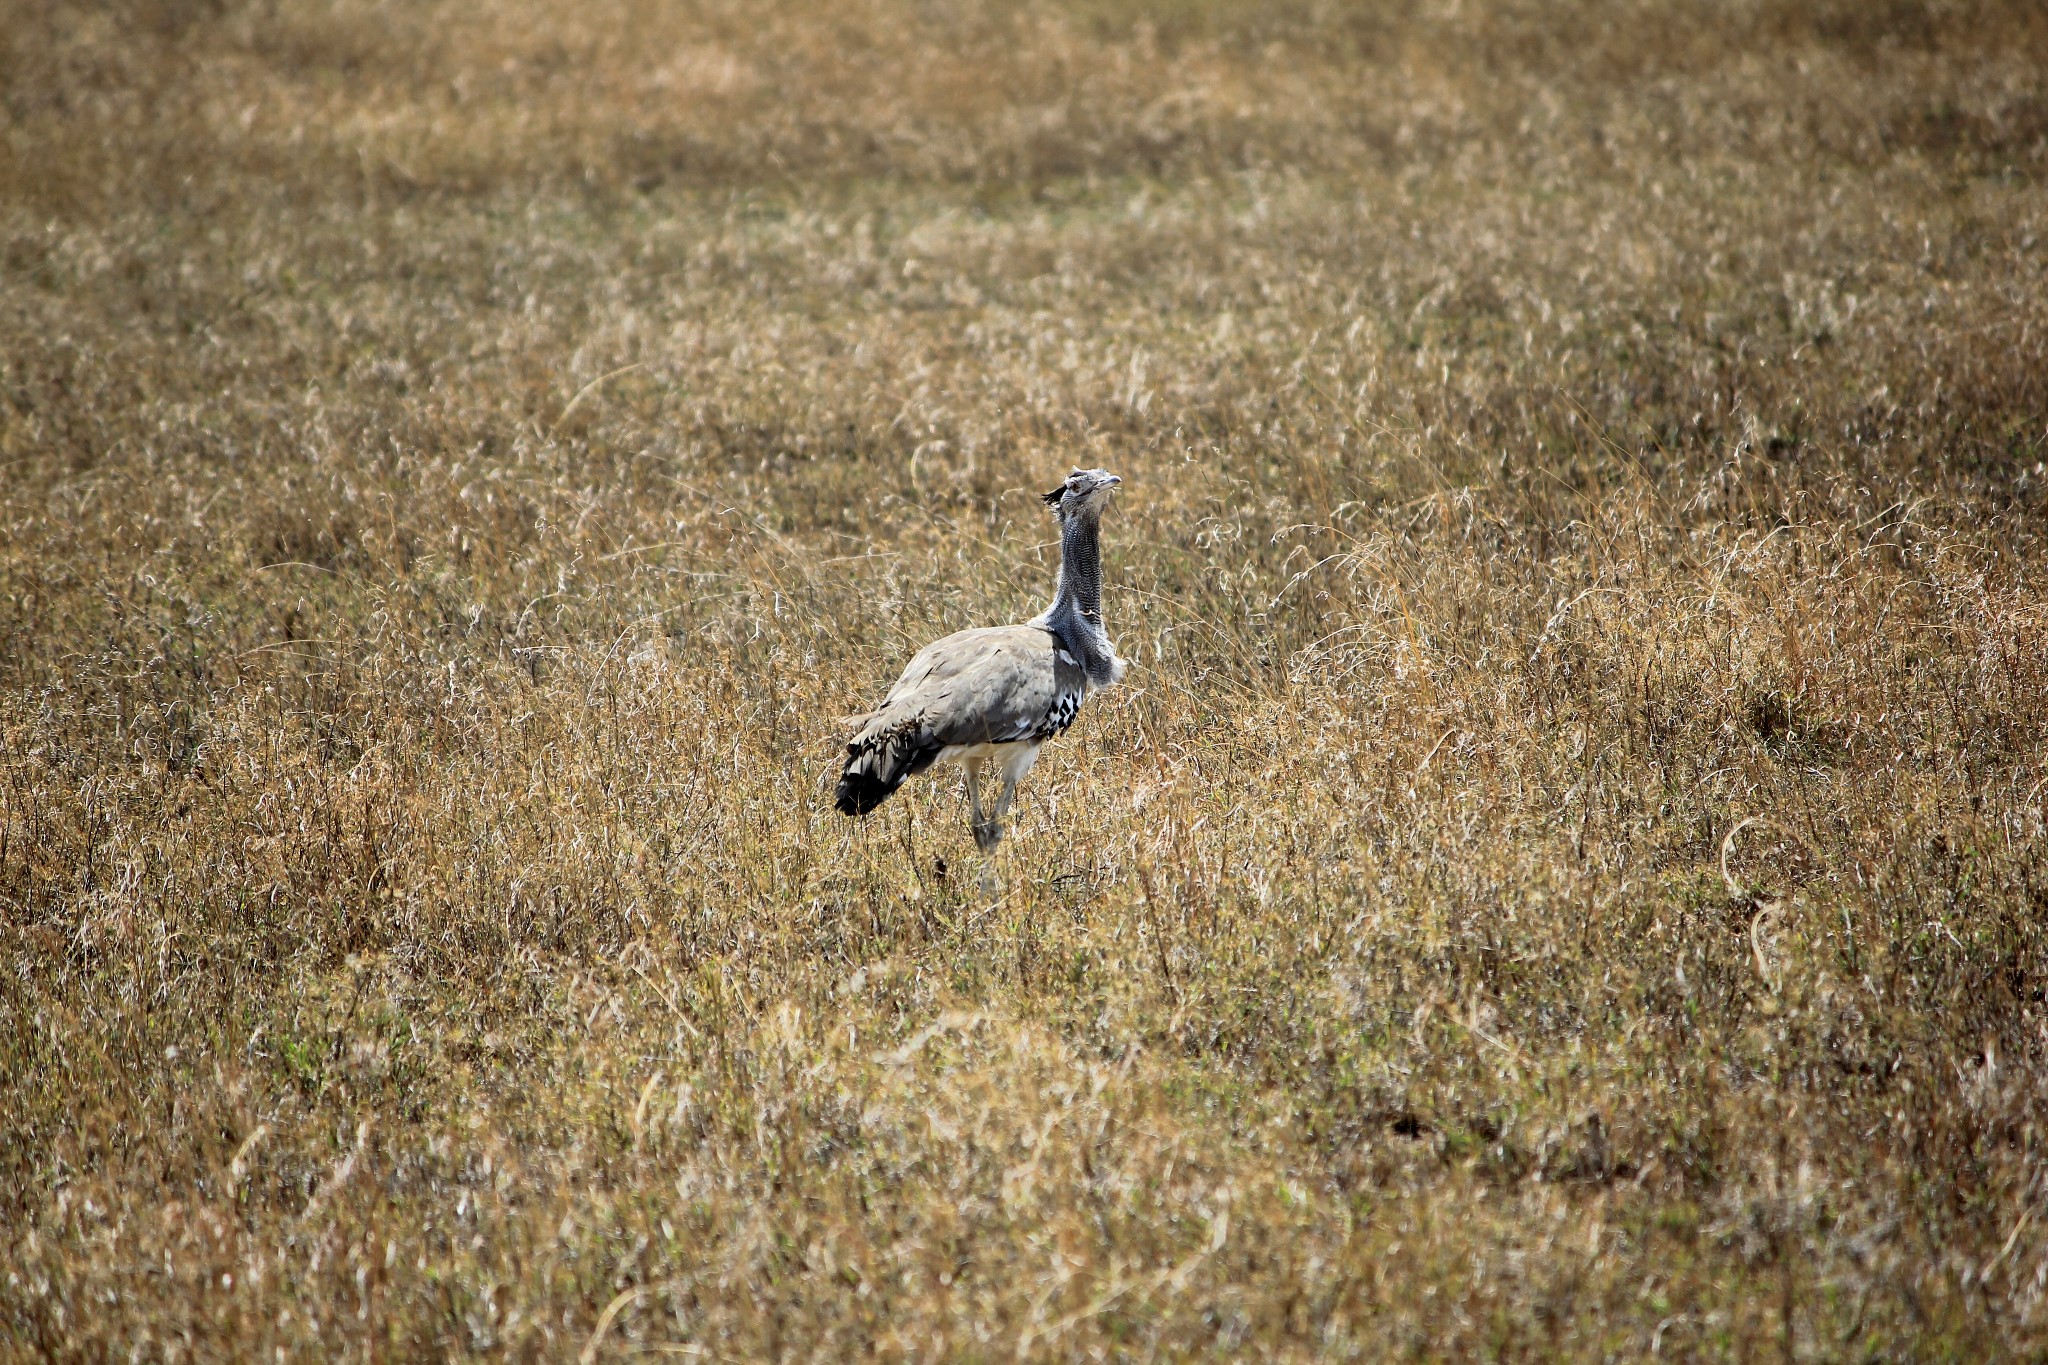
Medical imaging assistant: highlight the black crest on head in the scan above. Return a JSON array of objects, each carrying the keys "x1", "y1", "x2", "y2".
[{"x1": 1042, "y1": 484, "x2": 1065, "y2": 509}]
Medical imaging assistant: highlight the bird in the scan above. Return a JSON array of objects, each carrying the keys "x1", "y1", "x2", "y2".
[{"x1": 834, "y1": 467, "x2": 1127, "y2": 850}]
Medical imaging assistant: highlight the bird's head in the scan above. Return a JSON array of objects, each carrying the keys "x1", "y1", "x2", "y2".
[{"x1": 1042, "y1": 467, "x2": 1123, "y2": 519}]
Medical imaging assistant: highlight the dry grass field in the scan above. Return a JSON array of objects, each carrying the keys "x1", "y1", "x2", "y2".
[{"x1": 4, "y1": 0, "x2": 2048, "y2": 1357}]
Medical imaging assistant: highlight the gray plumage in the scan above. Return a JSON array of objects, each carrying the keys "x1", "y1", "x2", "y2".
[{"x1": 835, "y1": 468, "x2": 1126, "y2": 849}]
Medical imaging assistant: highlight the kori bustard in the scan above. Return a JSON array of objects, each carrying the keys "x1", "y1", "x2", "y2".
[{"x1": 835, "y1": 468, "x2": 1127, "y2": 849}]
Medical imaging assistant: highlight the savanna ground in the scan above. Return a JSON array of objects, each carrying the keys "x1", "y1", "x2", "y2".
[{"x1": 4, "y1": 0, "x2": 2048, "y2": 1358}]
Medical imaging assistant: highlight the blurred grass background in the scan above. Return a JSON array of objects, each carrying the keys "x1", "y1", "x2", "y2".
[{"x1": 4, "y1": 0, "x2": 2048, "y2": 1357}]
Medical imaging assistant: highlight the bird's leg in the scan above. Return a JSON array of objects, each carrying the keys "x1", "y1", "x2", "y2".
[
  {"x1": 965, "y1": 758, "x2": 1000, "y2": 851},
  {"x1": 974, "y1": 777, "x2": 1019, "y2": 851},
  {"x1": 963, "y1": 757, "x2": 986, "y2": 823},
  {"x1": 974, "y1": 772, "x2": 1006, "y2": 894}
]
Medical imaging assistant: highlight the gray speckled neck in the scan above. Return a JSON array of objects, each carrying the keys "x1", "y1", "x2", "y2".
[{"x1": 1035, "y1": 507, "x2": 1118, "y2": 686}]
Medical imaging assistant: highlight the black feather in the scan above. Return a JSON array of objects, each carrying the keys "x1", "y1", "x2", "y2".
[
  {"x1": 834, "y1": 769, "x2": 895, "y2": 816},
  {"x1": 1042, "y1": 485, "x2": 1064, "y2": 508},
  {"x1": 834, "y1": 729, "x2": 945, "y2": 817}
]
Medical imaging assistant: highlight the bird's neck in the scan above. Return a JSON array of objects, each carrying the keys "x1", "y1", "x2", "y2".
[
  {"x1": 1038, "y1": 511, "x2": 1117, "y2": 682},
  {"x1": 1050, "y1": 512, "x2": 1103, "y2": 622}
]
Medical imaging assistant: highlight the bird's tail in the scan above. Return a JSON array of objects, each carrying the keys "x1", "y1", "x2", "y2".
[{"x1": 834, "y1": 714, "x2": 943, "y2": 816}]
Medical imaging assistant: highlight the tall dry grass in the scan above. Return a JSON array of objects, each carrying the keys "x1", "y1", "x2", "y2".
[{"x1": 4, "y1": 0, "x2": 2048, "y2": 1357}]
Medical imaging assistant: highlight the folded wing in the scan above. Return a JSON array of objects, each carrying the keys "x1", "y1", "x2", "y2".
[{"x1": 834, "y1": 625, "x2": 1075, "y2": 815}]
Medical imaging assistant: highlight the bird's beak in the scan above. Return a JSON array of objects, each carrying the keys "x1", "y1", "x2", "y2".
[{"x1": 1103, "y1": 475, "x2": 1122, "y2": 488}]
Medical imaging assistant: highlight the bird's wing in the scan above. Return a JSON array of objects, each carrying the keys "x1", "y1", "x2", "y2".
[
  {"x1": 837, "y1": 625, "x2": 1090, "y2": 816},
  {"x1": 871, "y1": 624, "x2": 1073, "y2": 747}
]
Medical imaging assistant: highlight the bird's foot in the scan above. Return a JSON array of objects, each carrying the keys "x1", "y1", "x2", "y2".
[{"x1": 972, "y1": 820, "x2": 1005, "y2": 852}]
